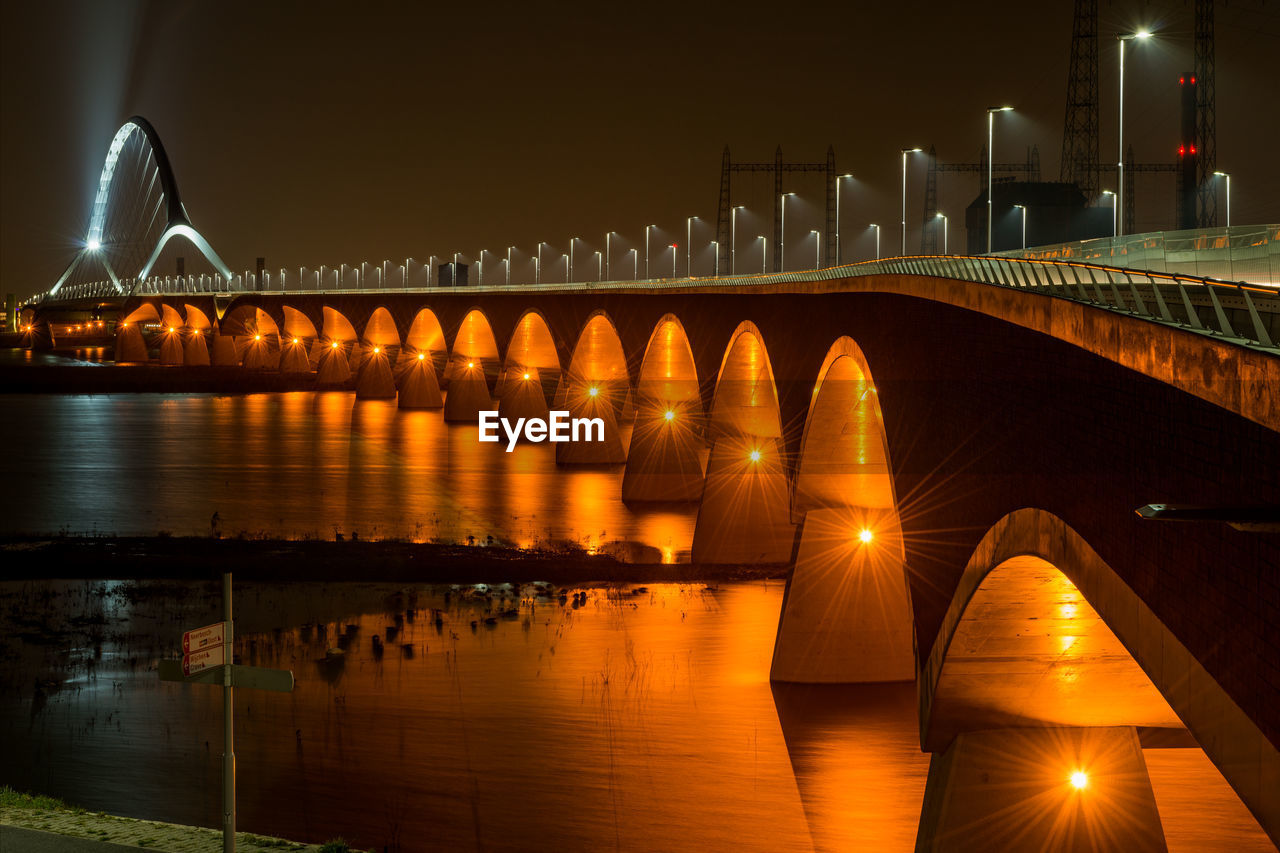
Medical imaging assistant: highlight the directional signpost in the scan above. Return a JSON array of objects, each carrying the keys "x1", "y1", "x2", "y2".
[{"x1": 158, "y1": 573, "x2": 293, "y2": 853}]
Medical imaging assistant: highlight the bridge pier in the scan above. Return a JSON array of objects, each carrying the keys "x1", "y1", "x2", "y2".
[
  {"x1": 159, "y1": 329, "x2": 183, "y2": 365},
  {"x1": 316, "y1": 341, "x2": 351, "y2": 384},
  {"x1": 771, "y1": 506, "x2": 914, "y2": 683},
  {"x1": 690, "y1": 434, "x2": 795, "y2": 563},
  {"x1": 497, "y1": 368, "x2": 550, "y2": 422},
  {"x1": 915, "y1": 726, "x2": 1167, "y2": 852},
  {"x1": 442, "y1": 358, "x2": 494, "y2": 422},
  {"x1": 555, "y1": 382, "x2": 627, "y2": 464},
  {"x1": 620, "y1": 398, "x2": 705, "y2": 502},
  {"x1": 355, "y1": 346, "x2": 396, "y2": 399},
  {"x1": 115, "y1": 323, "x2": 148, "y2": 363},
  {"x1": 280, "y1": 338, "x2": 310, "y2": 373},
  {"x1": 183, "y1": 330, "x2": 210, "y2": 366},
  {"x1": 398, "y1": 354, "x2": 444, "y2": 408}
]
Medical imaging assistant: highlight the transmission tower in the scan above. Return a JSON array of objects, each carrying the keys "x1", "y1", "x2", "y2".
[
  {"x1": 716, "y1": 145, "x2": 837, "y2": 273},
  {"x1": 1060, "y1": 0, "x2": 1100, "y2": 200},
  {"x1": 1195, "y1": 0, "x2": 1217, "y2": 226}
]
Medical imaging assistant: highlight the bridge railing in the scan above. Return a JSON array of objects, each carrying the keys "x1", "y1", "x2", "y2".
[
  {"x1": 991, "y1": 224, "x2": 1280, "y2": 287},
  {"x1": 23, "y1": 254, "x2": 1278, "y2": 354}
]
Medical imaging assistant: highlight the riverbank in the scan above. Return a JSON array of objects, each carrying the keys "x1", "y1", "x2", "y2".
[
  {"x1": 0, "y1": 536, "x2": 789, "y2": 583},
  {"x1": 1, "y1": 787, "x2": 363, "y2": 852}
]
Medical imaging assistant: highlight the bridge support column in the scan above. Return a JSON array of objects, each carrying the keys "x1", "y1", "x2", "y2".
[
  {"x1": 355, "y1": 348, "x2": 396, "y2": 399},
  {"x1": 915, "y1": 726, "x2": 1166, "y2": 852},
  {"x1": 497, "y1": 368, "x2": 550, "y2": 423},
  {"x1": 159, "y1": 330, "x2": 183, "y2": 365},
  {"x1": 280, "y1": 340, "x2": 310, "y2": 373},
  {"x1": 114, "y1": 324, "x2": 148, "y2": 363},
  {"x1": 398, "y1": 356, "x2": 444, "y2": 409},
  {"x1": 555, "y1": 390, "x2": 627, "y2": 464},
  {"x1": 316, "y1": 343, "x2": 350, "y2": 385},
  {"x1": 621, "y1": 399, "x2": 705, "y2": 502},
  {"x1": 690, "y1": 435, "x2": 795, "y2": 564},
  {"x1": 443, "y1": 359, "x2": 494, "y2": 422},
  {"x1": 210, "y1": 325, "x2": 238, "y2": 367},
  {"x1": 183, "y1": 331, "x2": 210, "y2": 366},
  {"x1": 771, "y1": 506, "x2": 914, "y2": 683}
]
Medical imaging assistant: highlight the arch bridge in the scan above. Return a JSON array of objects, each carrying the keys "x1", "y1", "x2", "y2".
[{"x1": 15, "y1": 117, "x2": 1280, "y2": 851}]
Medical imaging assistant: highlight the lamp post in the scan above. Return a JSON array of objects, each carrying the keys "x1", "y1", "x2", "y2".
[
  {"x1": 935, "y1": 213, "x2": 948, "y2": 255},
  {"x1": 780, "y1": 192, "x2": 796, "y2": 271},
  {"x1": 561, "y1": 254, "x2": 569, "y2": 283},
  {"x1": 686, "y1": 216, "x2": 697, "y2": 277},
  {"x1": 605, "y1": 232, "x2": 616, "y2": 279},
  {"x1": 711, "y1": 240, "x2": 719, "y2": 276},
  {"x1": 669, "y1": 244, "x2": 677, "y2": 277},
  {"x1": 595, "y1": 251, "x2": 603, "y2": 281},
  {"x1": 810, "y1": 230, "x2": 821, "y2": 269},
  {"x1": 900, "y1": 148, "x2": 922, "y2": 256},
  {"x1": 1214, "y1": 171, "x2": 1231, "y2": 227},
  {"x1": 1117, "y1": 31, "x2": 1152, "y2": 237},
  {"x1": 629, "y1": 248, "x2": 638, "y2": 281},
  {"x1": 1102, "y1": 190, "x2": 1117, "y2": 237},
  {"x1": 985, "y1": 107, "x2": 1013, "y2": 253},
  {"x1": 452, "y1": 253, "x2": 459, "y2": 286},
  {"x1": 536, "y1": 243, "x2": 544, "y2": 283},
  {"x1": 870, "y1": 224, "x2": 881, "y2": 260},
  {"x1": 731, "y1": 205, "x2": 745, "y2": 274},
  {"x1": 569, "y1": 238, "x2": 578, "y2": 282},
  {"x1": 835, "y1": 173, "x2": 853, "y2": 264},
  {"x1": 477, "y1": 249, "x2": 486, "y2": 284},
  {"x1": 1013, "y1": 204, "x2": 1026, "y2": 249},
  {"x1": 644, "y1": 224, "x2": 656, "y2": 279},
  {"x1": 506, "y1": 246, "x2": 515, "y2": 285},
  {"x1": 757, "y1": 235, "x2": 767, "y2": 273}
]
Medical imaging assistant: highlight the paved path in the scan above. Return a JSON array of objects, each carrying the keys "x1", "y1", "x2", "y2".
[{"x1": 1, "y1": 824, "x2": 166, "y2": 852}]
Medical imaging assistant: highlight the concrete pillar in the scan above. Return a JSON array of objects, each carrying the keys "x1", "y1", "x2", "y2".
[
  {"x1": 114, "y1": 325, "x2": 149, "y2": 363},
  {"x1": 915, "y1": 726, "x2": 1167, "y2": 852},
  {"x1": 183, "y1": 331, "x2": 210, "y2": 366},
  {"x1": 241, "y1": 338, "x2": 272, "y2": 370},
  {"x1": 498, "y1": 369, "x2": 550, "y2": 423},
  {"x1": 355, "y1": 351, "x2": 397, "y2": 399},
  {"x1": 621, "y1": 400, "x2": 705, "y2": 502},
  {"x1": 556, "y1": 393, "x2": 626, "y2": 464},
  {"x1": 771, "y1": 506, "x2": 914, "y2": 683},
  {"x1": 690, "y1": 435, "x2": 796, "y2": 564},
  {"x1": 280, "y1": 342, "x2": 310, "y2": 373},
  {"x1": 210, "y1": 329, "x2": 238, "y2": 367},
  {"x1": 398, "y1": 357, "x2": 444, "y2": 409},
  {"x1": 316, "y1": 344, "x2": 351, "y2": 385},
  {"x1": 443, "y1": 367, "x2": 493, "y2": 422},
  {"x1": 159, "y1": 331, "x2": 183, "y2": 365}
]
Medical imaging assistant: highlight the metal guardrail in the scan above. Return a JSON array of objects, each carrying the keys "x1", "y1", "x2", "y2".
[
  {"x1": 993, "y1": 224, "x2": 1280, "y2": 287},
  {"x1": 23, "y1": 253, "x2": 1279, "y2": 354}
]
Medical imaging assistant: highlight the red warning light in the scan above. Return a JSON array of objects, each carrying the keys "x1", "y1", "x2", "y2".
[
  {"x1": 1179, "y1": 76, "x2": 1185, "y2": 85},
  {"x1": 1178, "y1": 145, "x2": 1186, "y2": 157},
  {"x1": 1190, "y1": 76, "x2": 1197, "y2": 85},
  {"x1": 1190, "y1": 144, "x2": 1197, "y2": 155}
]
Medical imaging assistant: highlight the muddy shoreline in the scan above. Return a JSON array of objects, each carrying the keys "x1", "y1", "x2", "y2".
[{"x1": 0, "y1": 536, "x2": 789, "y2": 584}]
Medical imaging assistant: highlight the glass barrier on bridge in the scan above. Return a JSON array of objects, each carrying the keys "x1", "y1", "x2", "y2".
[
  {"x1": 992, "y1": 224, "x2": 1280, "y2": 288},
  {"x1": 23, "y1": 241, "x2": 1279, "y2": 355}
]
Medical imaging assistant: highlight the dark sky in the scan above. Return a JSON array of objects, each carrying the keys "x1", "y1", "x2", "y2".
[{"x1": 2, "y1": 0, "x2": 1277, "y2": 293}]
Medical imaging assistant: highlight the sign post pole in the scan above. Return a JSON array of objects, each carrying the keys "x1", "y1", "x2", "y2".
[{"x1": 222, "y1": 571, "x2": 235, "y2": 853}]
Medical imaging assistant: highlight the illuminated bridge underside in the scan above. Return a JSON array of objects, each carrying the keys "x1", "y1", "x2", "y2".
[{"x1": 88, "y1": 268, "x2": 1280, "y2": 844}]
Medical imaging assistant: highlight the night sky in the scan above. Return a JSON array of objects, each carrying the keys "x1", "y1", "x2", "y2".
[{"x1": 2, "y1": 0, "x2": 1277, "y2": 293}]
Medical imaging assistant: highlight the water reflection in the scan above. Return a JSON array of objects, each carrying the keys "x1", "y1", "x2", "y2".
[
  {"x1": 0, "y1": 580, "x2": 1270, "y2": 852},
  {"x1": 0, "y1": 393, "x2": 695, "y2": 553}
]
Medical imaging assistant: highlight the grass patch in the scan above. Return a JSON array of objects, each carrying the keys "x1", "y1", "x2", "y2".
[{"x1": 0, "y1": 786, "x2": 74, "y2": 811}]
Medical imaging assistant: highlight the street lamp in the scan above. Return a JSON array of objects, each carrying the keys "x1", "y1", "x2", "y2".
[
  {"x1": 536, "y1": 242, "x2": 545, "y2": 283},
  {"x1": 935, "y1": 213, "x2": 948, "y2": 255},
  {"x1": 645, "y1": 224, "x2": 657, "y2": 279},
  {"x1": 835, "y1": 174, "x2": 853, "y2": 264},
  {"x1": 1013, "y1": 204, "x2": 1027, "y2": 249},
  {"x1": 1117, "y1": 30, "x2": 1152, "y2": 237},
  {"x1": 870, "y1": 224, "x2": 881, "y2": 260},
  {"x1": 477, "y1": 249, "x2": 486, "y2": 284},
  {"x1": 561, "y1": 253, "x2": 569, "y2": 283},
  {"x1": 731, "y1": 205, "x2": 745, "y2": 273},
  {"x1": 594, "y1": 250, "x2": 603, "y2": 281},
  {"x1": 711, "y1": 240, "x2": 719, "y2": 276},
  {"x1": 1101, "y1": 190, "x2": 1117, "y2": 237},
  {"x1": 629, "y1": 248, "x2": 638, "y2": 281},
  {"x1": 900, "y1": 148, "x2": 922, "y2": 256},
  {"x1": 757, "y1": 236, "x2": 767, "y2": 273},
  {"x1": 1214, "y1": 171, "x2": 1231, "y2": 227},
  {"x1": 780, "y1": 192, "x2": 796, "y2": 271},
  {"x1": 809, "y1": 230, "x2": 821, "y2": 269},
  {"x1": 506, "y1": 246, "x2": 515, "y2": 285},
  {"x1": 669, "y1": 244, "x2": 678, "y2": 277},
  {"x1": 986, "y1": 107, "x2": 1013, "y2": 253},
  {"x1": 569, "y1": 237, "x2": 579, "y2": 282},
  {"x1": 686, "y1": 216, "x2": 698, "y2": 276},
  {"x1": 605, "y1": 232, "x2": 617, "y2": 279}
]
